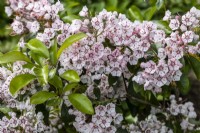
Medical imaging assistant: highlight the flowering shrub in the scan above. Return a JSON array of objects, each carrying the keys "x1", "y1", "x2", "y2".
[{"x1": 1, "y1": 0, "x2": 200, "y2": 132}]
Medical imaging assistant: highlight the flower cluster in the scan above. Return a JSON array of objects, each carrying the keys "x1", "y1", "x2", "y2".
[
  {"x1": 125, "y1": 115, "x2": 173, "y2": 133},
  {"x1": 168, "y1": 95, "x2": 197, "y2": 131},
  {"x1": 132, "y1": 59, "x2": 183, "y2": 93},
  {"x1": 6, "y1": 0, "x2": 63, "y2": 35},
  {"x1": 0, "y1": 111, "x2": 55, "y2": 133},
  {"x1": 69, "y1": 103, "x2": 123, "y2": 133},
  {"x1": 164, "y1": 7, "x2": 200, "y2": 54}
]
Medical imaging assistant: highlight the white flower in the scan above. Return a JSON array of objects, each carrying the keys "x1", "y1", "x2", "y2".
[
  {"x1": 79, "y1": 6, "x2": 88, "y2": 17},
  {"x1": 163, "y1": 10, "x2": 171, "y2": 21},
  {"x1": 5, "y1": 6, "x2": 13, "y2": 17},
  {"x1": 11, "y1": 20, "x2": 24, "y2": 34},
  {"x1": 28, "y1": 21, "x2": 40, "y2": 33},
  {"x1": 182, "y1": 12, "x2": 196, "y2": 26},
  {"x1": 182, "y1": 31, "x2": 194, "y2": 44},
  {"x1": 169, "y1": 19, "x2": 180, "y2": 30}
]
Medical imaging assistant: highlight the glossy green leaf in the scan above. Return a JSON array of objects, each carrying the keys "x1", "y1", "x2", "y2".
[
  {"x1": 144, "y1": 6, "x2": 157, "y2": 20},
  {"x1": 30, "y1": 91, "x2": 57, "y2": 104},
  {"x1": 10, "y1": 74, "x2": 36, "y2": 96},
  {"x1": 62, "y1": 15, "x2": 81, "y2": 23},
  {"x1": 46, "y1": 98, "x2": 62, "y2": 107},
  {"x1": 57, "y1": 33, "x2": 87, "y2": 59},
  {"x1": 49, "y1": 68, "x2": 57, "y2": 79},
  {"x1": 154, "y1": 20, "x2": 172, "y2": 34},
  {"x1": 156, "y1": 0, "x2": 164, "y2": 10},
  {"x1": 177, "y1": 74, "x2": 190, "y2": 95},
  {"x1": 60, "y1": 70, "x2": 80, "y2": 83},
  {"x1": 128, "y1": 5, "x2": 143, "y2": 21},
  {"x1": 27, "y1": 39, "x2": 49, "y2": 58},
  {"x1": 68, "y1": 93, "x2": 94, "y2": 114},
  {"x1": 34, "y1": 65, "x2": 49, "y2": 86},
  {"x1": 29, "y1": 51, "x2": 45, "y2": 66},
  {"x1": 23, "y1": 63, "x2": 35, "y2": 69},
  {"x1": 49, "y1": 39, "x2": 58, "y2": 65},
  {"x1": 63, "y1": 83, "x2": 78, "y2": 92},
  {"x1": 49, "y1": 75, "x2": 63, "y2": 90},
  {"x1": 0, "y1": 51, "x2": 31, "y2": 64},
  {"x1": 188, "y1": 54, "x2": 200, "y2": 79}
]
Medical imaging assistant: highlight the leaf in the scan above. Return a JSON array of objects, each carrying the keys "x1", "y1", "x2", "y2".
[
  {"x1": 10, "y1": 74, "x2": 36, "y2": 96},
  {"x1": 133, "y1": 81, "x2": 143, "y2": 93},
  {"x1": 0, "y1": 51, "x2": 32, "y2": 64},
  {"x1": 177, "y1": 74, "x2": 190, "y2": 95},
  {"x1": 68, "y1": 93, "x2": 94, "y2": 114},
  {"x1": 143, "y1": 6, "x2": 157, "y2": 20},
  {"x1": 30, "y1": 91, "x2": 57, "y2": 104},
  {"x1": 156, "y1": 0, "x2": 164, "y2": 10},
  {"x1": 27, "y1": 39, "x2": 49, "y2": 58},
  {"x1": 188, "y1": 54, "x2": 200, "y2": 79},
  {"x1": 49, "y1": 39, "x2": 57, "y2": 65},
  {"x1": 63, "y1": 83, "x2": 78, "y2": 92},
  {"x1": 128, "y1": 5, "x2": 143, "y2": 21},
  {"x1": 46, "y1": 98, "x2": 62, "y2": 107},
  {"x1": 49, "y1": 75, "x2": 63, "y2": 90},
  {"x1": 29, "y1": 51, "x2": 45, "y2": 66},
  {"x1": 49, "y1": 68, "x2": 57, "y2": 79},
  {"x1": 34, "y1": 65, "x2": 49, "y2": 86},
  {"x1": 60, "y1": 70, "x2": 80, "y2": 83},
  {"x1": 57, "y1": 33, "x2": 87, "y2": 59},
  {"x1": 62, "y1": 15, "x2": 81, "y2": 23},
  {"x1": 106, "y1": 0, "x2": 118, "y2": 11},
  {"x1": 154, "y1": 20, "x2": 172, "y2": 34},
  {"x1": 0, "y1": 106, "x2": 12, "y2": 114}
]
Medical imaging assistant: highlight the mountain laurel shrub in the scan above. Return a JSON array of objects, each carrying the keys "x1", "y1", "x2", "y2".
[{"x1": 1, "y1": 0, "x2": 200, "y2": 132}]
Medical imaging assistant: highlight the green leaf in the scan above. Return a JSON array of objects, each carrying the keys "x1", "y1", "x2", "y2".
[
  {"x1": 62, "y1": 15, "x2": 81, "y2": 23},
  {"x1": 143, "y1": 6, "x2": 157, "y2": 20},
  {"x1": 0, "y1": 51, "x2": 32, "y2": 64},
  {"x1": 46, "y1": 98, "x2": 62, "y2": 107},
  {"x1": 10, "y1": 74, "x2": 36, "y2": 96},
  {"x1": 34, "y1": 65, "x2": 49, "y2": 86},
  {"x1": 29, "y1": 51, "x2": 45, "y2": 66},
  {"x1": 60, "y1": 70, "x2": 80, "y2": 83},
  {"x1": 49, "y1": 39, "x2": 58, "y2": 65},
  {"x1": 27, "y1": 39, "x2": 49, "y2": 58},
  {"x1": 0, "y1": 106, "x2": 12, "y2": 114},
  {"x1": 68, "y1": 93, "x2": 94, "y2": 114},
  {"x1": 63, "y1": 83, "x2": 78, "y2": 92},
  {"x1": 154, "y1": 20, "x2": 172, "y2": 34},
  {"x1": 49, "y1": 68, "x2": 57, "y2": 79},
  {"x1": 188, "y1": 54, "x2": 200, "y2": 79},
  {"x1": 106, "y1": 0, "x2": 118, "y2": 11},
  {"x1": 156, "y1": 0, "x2": 164, "y2": 10},
  {"x1": 49, "y1": 75, "x2": 63, "y2": 90},
  {"x1": 23, "y1": 63, "x2": 35, "y2": 69},
  {"x1": 30, "y1": 91, "x2": 57, "y2": 104},
  {"x1": 128, "y1": 5, "x2": 143, "y2": 21},
  {"x1": 57, "y1": 33, "x2": 87, "y2": 59},
  {"x1": 133, "y1": 81, "x2": 143, "y2": 93},
  {"x1": 177, "y1": 74, "x2": 190, "y2": 95}
]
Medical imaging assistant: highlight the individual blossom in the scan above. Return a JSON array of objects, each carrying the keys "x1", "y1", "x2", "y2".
[
  {"x1": 169, "y1": 19, "x2": 180, "y2": 30},
  {"x1": 182, "y1": 31, "x2": 194, "y2": 44}
]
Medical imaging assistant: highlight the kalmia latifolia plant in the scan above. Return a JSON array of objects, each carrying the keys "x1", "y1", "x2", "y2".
[{"x1": 1, "y1": 0, "x2": 200, "y2": 132}]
